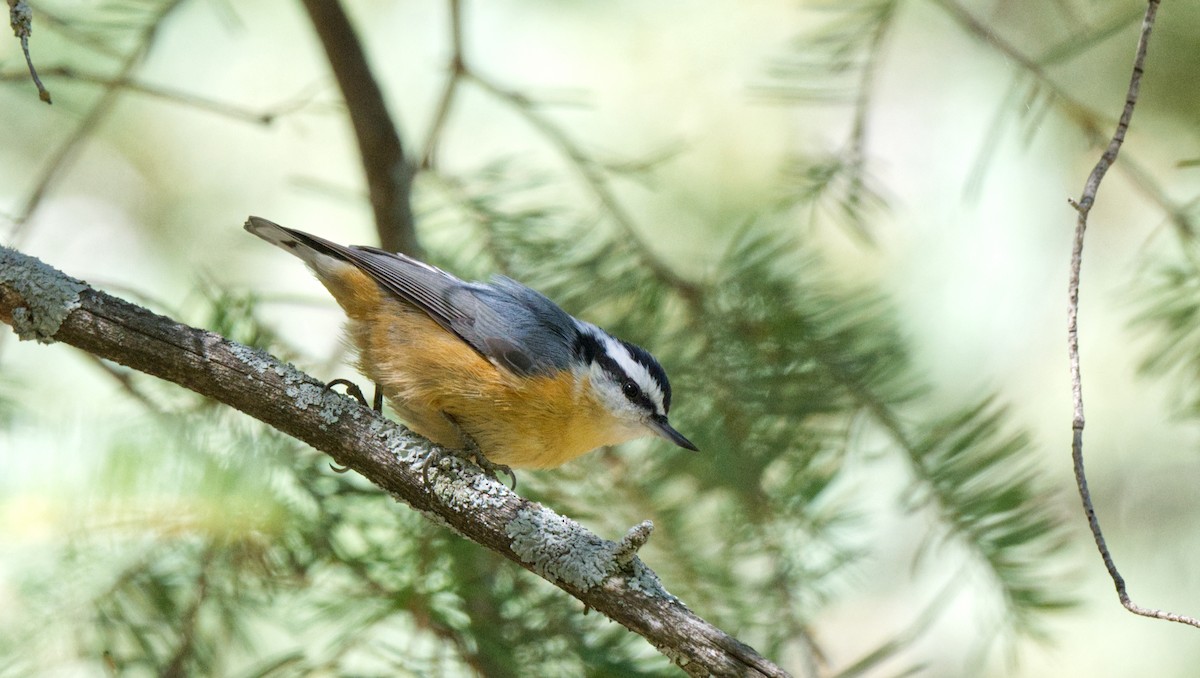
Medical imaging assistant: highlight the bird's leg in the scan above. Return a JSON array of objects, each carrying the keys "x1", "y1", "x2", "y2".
[
  {"x1": 323, "y1": 380, "x2": 385, "y2": 473},
  {"x1": 419, "y1": 412, "x2": 517, "y2": 490}
]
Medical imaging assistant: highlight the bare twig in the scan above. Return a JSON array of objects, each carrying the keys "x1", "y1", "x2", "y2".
[
  {"x1": 0, "y1": 66, "x2": 316, "y2": 125},
  {"x1": 422, "y1": 0, "x2": 701, "y2": 304},
  {"x1": 0, "y1": 244, "x2": 790, "y2": 677},
  {"x1": 299, "y1": 0, "x2": 420, "y2": 257},
  {"x1": 7, "y1": 0, "x2": 50, "y2": 103},
  {"x1": 1065, "y1": 0, "x2": 1200, "y2": 629},
  {"x1": 420, "y1": 0, "x2": 466, "y2": 170},
  {"x1": 5, "y1": 0, "x2": 187, "y2": 246}
]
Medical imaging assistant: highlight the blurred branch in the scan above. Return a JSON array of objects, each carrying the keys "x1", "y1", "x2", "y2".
[
  {"x1": 839, "y1": 1, "x2": 895, "y2": 243},
  {"x1": 0, "y1": 66, "x2": 316, "y2": 125},
  {"x1": 5, "y1": 0, "x2": 187, "y2": 246},
  {"x1": 467, "y1": 73, "x2": 704, "y2": 304},
  {"x1": 299, "y1": 0, "x2": 420, "y2": 257},
  {"x1": 422, "y1": 0, "x2": 702, "y2": 304},
  {"x1": 160, "y1": 544, "x2": 215, "y2": 678},
  {"x1": 7, "y1": 0, "x2": 50, "y2": 103},
  {"x1": 931, "y1": 0, "x2": 1194, "y2": 239},
  {"x1": 754, "y1": 1, "x2": 899, "y2": 240},
  {"x1": 0, "y1": 243, "x2": 789, "y2": 678},
  {"x1": 81, "y1": 352, "x2": 163, "y2": 412},
  {"x1": 30, "y1": 4, "x2": 122, "y2": 58},
  {"x1": 420, "y1": 0, "x2": 465, "y2": 170},
  {"x1": 1065, "y1": 0, "x2": 1200, "y2": 629}
]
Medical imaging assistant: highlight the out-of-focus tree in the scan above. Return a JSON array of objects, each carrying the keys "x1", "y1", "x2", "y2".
[{"x1": 2, "y1": 0, "x2": 1198, "y2": 676}]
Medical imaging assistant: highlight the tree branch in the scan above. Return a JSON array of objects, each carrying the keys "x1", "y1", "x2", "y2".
[
  {"x1": 299, "y1": 0, "x2": 420, "y2": 257},
  {"x1": 0, "y1": 243, "x2": 789, "y2": 677},
  {"x1": 1065, "y1": 0, "x2": 1200, "y2": 629}
]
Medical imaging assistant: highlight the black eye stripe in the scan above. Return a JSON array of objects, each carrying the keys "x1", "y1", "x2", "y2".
[
  {"x1": 595, "y1": 354, "x2": 656, "y2": 411},
  {"x1": 617, "y1": 339, "x2": 672, "y2": 414},
  {"x1": 573, "y1": 328, "x2": 671, "y2": 414}
]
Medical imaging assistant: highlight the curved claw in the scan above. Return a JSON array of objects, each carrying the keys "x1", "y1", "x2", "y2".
[
  {"x1": 325, "y1": 378, "x2": 368, "y2": 407},
  {"x1": 417, "y1": 448, "x2": 443, "y2": 487},
  {"x1": 325, "y1": 379, "x2": 384, "y2": 413},
  {"x1": 446, "y1": 412, "x2": 517, "y2": 489},
  {"x1": 417, "y1": 448, "x2": 517, "y2": 490},
  {"x1": 329, "y1": 462, "x2": 352, "y2": 474},
  {"x1": 419, "y1": 412, "x2": 519, "y2": 490},
  {"x1": 475, "y1": 454, "x2": 516, "y2": 490}
]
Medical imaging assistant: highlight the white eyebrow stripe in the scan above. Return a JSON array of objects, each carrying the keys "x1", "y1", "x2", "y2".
[{"x1": 599, "y1": 332, "x2": 666, "y2": 414}]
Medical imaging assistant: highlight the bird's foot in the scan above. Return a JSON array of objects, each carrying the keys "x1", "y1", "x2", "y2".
[
  {"x1": 323, "y1": 379, "x2": 384, "y2": 473},
  {"x1": 418, "y1": 413, "x2": 516, "y2": 490}
]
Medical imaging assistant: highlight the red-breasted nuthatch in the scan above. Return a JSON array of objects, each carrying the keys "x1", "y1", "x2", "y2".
[{"x1": 245, "y1": 216, "x2": 697, "y2": 472}]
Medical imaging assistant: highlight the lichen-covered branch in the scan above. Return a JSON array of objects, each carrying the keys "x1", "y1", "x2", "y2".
[{"x1": 0, "y1": 244, "x2": 789, "y2": 677}]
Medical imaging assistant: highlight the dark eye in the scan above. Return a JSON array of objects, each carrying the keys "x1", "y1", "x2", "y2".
[{"x1": 621, "y1": 380, "x2": 639, "y2": 399}]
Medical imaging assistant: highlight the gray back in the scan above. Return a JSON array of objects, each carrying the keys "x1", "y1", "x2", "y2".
[{"x1": 338, "y1": 245, "x2": 579, "y2": 377}]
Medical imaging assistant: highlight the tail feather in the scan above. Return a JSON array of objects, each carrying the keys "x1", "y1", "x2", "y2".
[{"x1": 245, "y1": 215, "x2": 358, "y2": 283}]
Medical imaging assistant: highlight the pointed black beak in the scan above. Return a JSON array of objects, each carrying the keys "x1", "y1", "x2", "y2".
[{"x1": 647, "y1": 415, "x2": 699, "y2": 451}]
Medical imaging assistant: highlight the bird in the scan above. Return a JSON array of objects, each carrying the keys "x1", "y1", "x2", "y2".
[{"x1": 245, "y1": 216, "x2": 697, "y2": 481}]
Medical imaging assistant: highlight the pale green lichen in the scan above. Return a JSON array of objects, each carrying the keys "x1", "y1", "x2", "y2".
[
  {"x1": 612, "y1": 520, "x2": 654, "y2": 567},
  {"x1": 370, "y1": 417, "x2": 420, "y2": 460},
  {"x1": 228, "y1": 342, "x2": 366, "y2": 428},
  {"x1": 506, "y1": 509, "x2": 669, "y2": 594},
  {"x1": 227, "y1": 343, "x2": 277, "y2": 375},
  {"x1": 626, "y1": 558, "x2": 675, "y2": 601},
  {"x1": 442, "y1": 466, "x2": 511, "y2": 511},
  {"x1": 506, "y1": 507, "x2": 622, "y2": 590},
  {"x1": 0, "y1": 246, "x2": 87, "y2": 344},
  {"x1": 414, "y1": 450, "x2": 512, "y2": 512},
  {"x1": 284, "y1": 381, "x2": 355, "y2": 427}
]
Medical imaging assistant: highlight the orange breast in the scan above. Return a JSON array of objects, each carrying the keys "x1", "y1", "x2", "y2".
[{"x1": 314, "y1": 265, "x2": 639, "y2": 468}]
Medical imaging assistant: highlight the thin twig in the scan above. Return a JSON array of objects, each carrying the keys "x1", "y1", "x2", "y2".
[
  {"x1": 5, "y1": 0, "x2": 187, "y2": 246},
  {"x1": 421, "y1": 0, "x2": 702, "y2": 304},
  {"x1": 0, "y1": 66, "x2": 315, "y2": 124},
  {"x1": 7, "y1": 0, "x2": 51, "y2": 103},
  {"x1": 1066, "y1": 0, "x2": 1200, "y2": 629},
  {"x1": 299, "y1": 0, "x2": 420, "y2": 257},
  {"x1": 420, "y1": 0, "x2": 466, "y2": 170}
]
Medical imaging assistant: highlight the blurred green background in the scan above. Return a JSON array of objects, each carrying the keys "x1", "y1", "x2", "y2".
[{"x1": 3, "y1": 0, "x2": 1200, "y2": 676}]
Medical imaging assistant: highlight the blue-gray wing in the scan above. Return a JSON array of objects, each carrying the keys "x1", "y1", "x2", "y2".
[
  {"x1": 325, "y1": 242, "x2": 578, "y2": 377},
  {"x1": 462, "y1": 276, "x2": 580, "y2": 376}
]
